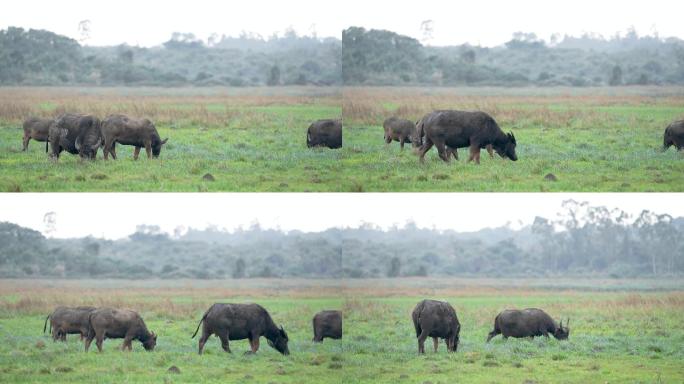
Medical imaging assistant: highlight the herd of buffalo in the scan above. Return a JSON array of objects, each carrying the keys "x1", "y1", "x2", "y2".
[
  {"x1": 43, "y1": 300, "x2": 569, "y2": 354},
  {"x1": 21, "y1": 112, "x2": 683, "y2": 162}
]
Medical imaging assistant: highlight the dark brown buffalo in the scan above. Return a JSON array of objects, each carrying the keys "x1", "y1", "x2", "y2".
[
  {"x1": 101, "y1": 114, "x2": 168, "y2": 160},
  {"x1": 383, "y1": 117, "x2": 413, "y2": 149},
  {"x1": 416, "y1": 110, "x2": 517, "y2": 163},
  {"x1": 412, "y1": 299, "x2": 460, "y2": 353},
  {"x1": 47, "y1": 114, "x2": 102, "y2": 160},
  {"x1": 486, "y1": 308, "x2": 569, "y2": 342},
  {"x1": 84, "y1": 308, "x2": 157, "y2": 352},
  {"x1": 412, "y1": 116, "x2": 494, "y2": 160},
  {"x1": 312, "y1": 310, "x2": 342, "y2": 342},
  {"x1": 663, "y1": 120, "x2": 684, "y2": 151},
  {"x1": 192, "y1": 303, "x2": 289, "y2": 355},
  {"x1": 43, "y1": 306, "x2": 96, "y2": 342},
  {"x1": 22, "y1": 117, "x2": 52, "y2": 151},
  {"x1": 307, "y1": 119, "x2": 342, "y2": 149}
]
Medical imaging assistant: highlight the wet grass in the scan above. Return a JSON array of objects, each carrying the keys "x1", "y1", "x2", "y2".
[{"x1": 0, "y1": 279, "x2": 682, "y2": 383}]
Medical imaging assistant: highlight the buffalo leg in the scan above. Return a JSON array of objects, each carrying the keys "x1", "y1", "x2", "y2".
[
  {"x1": 133, "y1": 146, "x2": 141, "y2": 160},
  {"x1": 95, "y1": 331, "x2": 105, "y2": 352},
  {"x1": 51, "y1": 327, "x2": 59, "y2": 342},
  {"x1": 418, "y1": 140, "x2": 434, "y2": 163},
  {"x1": 433, "y1": 138, "x2": 449, "y2": 162},
  {"x1": 103, "y1": 139, "x2": 112, "y2": 160},
  {"x1": 468, "y1": 144, "x2": 481, "y2": 164},
  {"x1": 400, "y1": 137, "x2": 405, "y2": 150},
  {"x1": 218, "y1": 330, "x2": 231, "y2": 353},
  {"x1": 198, "y1": 327, "x2": 211, "y2": 355},
  {"x1": 145, "y1": 141, "x2": 152, "y2": 159},
  {"x1": 22, "y1": 135, "x2": 30, "y2": 151},
  {"x1": 486, "y1": 144, "x2": 494, "y2": 158},
  {"x1": 84, "y1": 335, "x2": 94, "y2": 352},
  {"x1": 110, "y1": 143, "x2": 117, "y2": 160},
  {"x1": 122, "y1": 332, "x2": 134, "y2": 351},
  {"x1": 432, "y1": 337, "x2": 439, "y2": 352},
  {"x1": 250, "y1": 336, "x2": 260, "y2": 353},
  {"x1": 417, "y1": 329, "x2": 429, "y2": 354}
]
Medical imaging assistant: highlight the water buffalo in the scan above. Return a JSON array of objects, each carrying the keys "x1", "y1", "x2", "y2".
[
  {"x1": 307, "y1": 119, "x2": 342, "y2": 149},
  {"x1": 101, "y1": 114, "x2": 168, "y2": 160},
  {"x1": 663, "y1": 120, "x2": 684, "y2": 151},
  {"x1": 412, "y1": 299, "x2": 460, "y2": 353},
  {"x1": 192, "y1": 303, "x2": 289, "y2": 355},
  {"x1": 412, "y1": 115, "x2": 494, "y2": 160},
  {"x1": 383, "y1": 117, "x2": 413, "y2": 149},
  {"x1": 486, "y1": 308, "x2": 569, "y2": 342},
  {"x1": 43, "y1": 306, "x2": 96, "y2": 342},
  {"x1": 84, "y1": 308, "x2": 157, "y2": 352},
  {"x1": 312, "y1": 310, "x2": 342, "y2": 342},
  {"x1": 22, "y1": 117, "x2": 52, "y2": 151},
  {"x1": 47, "y1": 114, "x2": 102, "y2": 160},
  {"x1": 416, "y1": 110, "x2": 517, "y2": 163}
]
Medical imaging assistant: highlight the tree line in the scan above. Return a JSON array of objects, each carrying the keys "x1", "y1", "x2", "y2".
[
  {"x1": 342, "y1": 27, "x2": 684, "y2": 86},
  {"x1": 1, "y1": 202, "x2": 682, "y2": 279},
  {"x1": 0, "y1": 27, "x2": 341, "y2": 86}
]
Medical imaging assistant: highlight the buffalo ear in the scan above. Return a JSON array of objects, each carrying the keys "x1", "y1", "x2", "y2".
[{"x1": 161, "y1": 138, "x2": 168, "y2": 145}]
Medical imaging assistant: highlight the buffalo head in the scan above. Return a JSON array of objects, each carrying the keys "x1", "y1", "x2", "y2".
[
  {"x1": 142, "y1": 331, "x2": 157, "y2": 351},
  {"x1": 553, "y1": 318, "x2": 569, "y2": 340},
  {"x1": 267, "y1": 325, "x2": 290, "y2": 355},
  {"x1": 495, "y1": 132, "x2": 517, "y2": 161}
]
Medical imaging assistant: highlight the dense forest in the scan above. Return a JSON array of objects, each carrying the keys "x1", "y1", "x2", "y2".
[
  {"x1": 0, "y1": 27, "x2": 341, "y2": 86},
  {"x1": 342, "y1": 27, "x2": 684, "y2": 86},
  {"x1": 1, "y1": 201, "x2": 682, "y2": 279}
]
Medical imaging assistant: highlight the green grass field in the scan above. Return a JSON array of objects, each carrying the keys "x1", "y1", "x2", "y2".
[
  {"x1": 0, "y1": 87, "x2": 342, "y2": 192},
  {"x1": 342, "y1": 86, "x2": 684, "y2": 191},
  {"x1": 1, "y1": 279, "x2": 682, "y2": 383},
  {"x1": 1, "y1": 86, "x2": 683, "y2": 191}
]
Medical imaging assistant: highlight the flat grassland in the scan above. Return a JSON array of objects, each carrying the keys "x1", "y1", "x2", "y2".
[
  {"x1": 2, "y1": 86, "x2": 683, "y2": 191},
  {"x1": 0, "y1": 87, "x2": 341, "y2": 192},
  {"x1": 0, "y1": 278, "x2": 682, "y2": 383},
  {"x1": 343, "y1": 86, "x2": 684, "y2": 191}
]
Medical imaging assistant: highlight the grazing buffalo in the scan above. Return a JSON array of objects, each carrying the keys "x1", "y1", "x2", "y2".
[
  {"x1": 85, "y1": 308, "x2": 157, "y2": 352},
  {"x1": 22, "y1": 117, "x2": 52, "y2": 151},
  {"x1": 663, "y1": 120, "x2": 684, "y2": 151},
  {"x1": 383, "y1": 117, "x2": 413, "y2": 149},
  {"x1": 43, "y1": 306, "x2": 96, "y2": 342},
  {"x1": 412, "y1": 299, "x2": 460, "y2": 353},
  {"x1": 312, "y1": 310, "x2": 342, "y2": 342},
  {"x1": 412, "y1": 115, "x2": 494, "y2": 160},
  {"x1": 101, "y1": 115, "x2": 168, "y2": 160},
  {"x1": 416, "y1": 110, "x2": 517, "y2": 163},
  {"x1": 47, "y1": 114, "x2": 102, "y2": 160},
  {"x1": 307, "y1": 119, "x2": 342, "y2": 149},
  {"x1": 486, "y1": 308, "x2": 569, "y2": 342},
  {"x1": 192, "y1": 303, "x2": 289, "y2": 355}
]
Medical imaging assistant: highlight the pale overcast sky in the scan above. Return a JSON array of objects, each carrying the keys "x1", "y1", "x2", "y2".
[
  {"x1": 3, "y1": 0, "x2": 682, "y2": 47},
  {"x1": 0, "y1": 194, "x2": 681, "y2": 239}
]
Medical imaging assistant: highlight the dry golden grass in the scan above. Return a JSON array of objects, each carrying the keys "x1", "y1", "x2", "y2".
[
  {"x1": 342, "y1": 86, "x2": 684, "y2": 125},
  {"x1": 0, "y1": 86, "x2": 341, "y2": 125}
]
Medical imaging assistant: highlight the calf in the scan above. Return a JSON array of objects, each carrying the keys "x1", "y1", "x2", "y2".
[
  {"x1": 383, "y1": 117, "x2": 413, "y2": 150},
  {"x1": 307, "y1": 119, "x2": 342, "y2": 149},
  {"x1": 22, "y1": 117, "x2": 52, "y2": 151},
  {"x1": 44, "y1": 306, "x2": 96, "y2": 342},
  {"x1": 312, "y1": 310, "x2": 342, "y2": 342}
]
